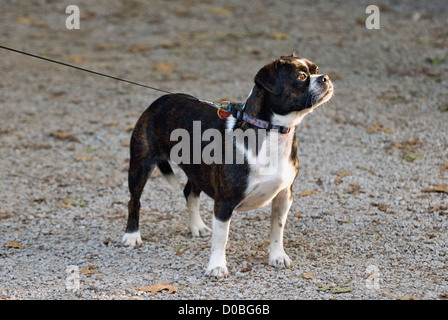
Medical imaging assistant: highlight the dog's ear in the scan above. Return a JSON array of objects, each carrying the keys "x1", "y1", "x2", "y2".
[
  {"x1": 280, "y1": 52, "x2": 298, "y2": 59},
  {"x1": 254, "y1": 61, "x2": 282, "y2": 96}
]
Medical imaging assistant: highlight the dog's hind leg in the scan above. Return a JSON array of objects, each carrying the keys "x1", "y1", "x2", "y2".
[
  {"x1": 183, "y1": 180, "x2": 211, "y2": 237},
  {"x1": 122, "y1": 137, "x2": 157, "y2": 247},
  {"x1": 157, "y1": 160, "x2": 178, "y2": 188}
]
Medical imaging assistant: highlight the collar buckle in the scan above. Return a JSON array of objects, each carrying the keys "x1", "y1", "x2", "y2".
[{"x1": 230, "y1": 103, "x2": 245, "y2": 121}]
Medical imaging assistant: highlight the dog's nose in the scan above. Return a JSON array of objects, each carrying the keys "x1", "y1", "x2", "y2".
[{"x1": 318, "y1": 75, "x2": 329, "y2": 83}]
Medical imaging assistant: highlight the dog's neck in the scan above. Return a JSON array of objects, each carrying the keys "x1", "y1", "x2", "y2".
[
  {"x1": 243, "y1": 85, "x2": 270, "y2": 122},
  {"x1": 243, "y1": 85, "x2": 305, "y2": 130}
]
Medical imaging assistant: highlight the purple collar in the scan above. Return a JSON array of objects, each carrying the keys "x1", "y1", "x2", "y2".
[{"x1": 217, "y1": 103, "x2": 291, "y2": 134}]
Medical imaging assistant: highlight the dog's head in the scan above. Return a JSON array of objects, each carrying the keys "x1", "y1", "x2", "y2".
[{"x1": 254, "y1": 53, "x2": 334, "y2": 125}]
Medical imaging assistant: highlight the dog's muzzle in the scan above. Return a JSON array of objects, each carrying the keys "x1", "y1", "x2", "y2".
[{"x1": 308, "y1": 74, "x2": 333, "y2": 105}]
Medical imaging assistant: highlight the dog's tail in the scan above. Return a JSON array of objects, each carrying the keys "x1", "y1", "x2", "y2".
[{"x1": 157, "y1": 160, "x2": 178, "y2": 188}]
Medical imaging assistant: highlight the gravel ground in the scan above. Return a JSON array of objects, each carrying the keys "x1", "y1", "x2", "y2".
[{"x1": 0, "y1": 0, "x2": 447, "y2": 300}]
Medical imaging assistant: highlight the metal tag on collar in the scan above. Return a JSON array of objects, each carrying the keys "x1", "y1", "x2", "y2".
[
  {"x1": 217, "y1": 101, "x2": 231, "y2": 120},
  {"x1": 219, "y1": 101, "x2": 231, "y2": 111}
]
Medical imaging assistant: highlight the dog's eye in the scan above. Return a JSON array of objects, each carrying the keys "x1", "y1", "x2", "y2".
[{"x1": 297, "y1": 73, "x2": 307, "y2": 81}]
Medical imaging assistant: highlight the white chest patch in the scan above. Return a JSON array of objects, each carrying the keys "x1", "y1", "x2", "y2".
[{"x1": 235, "y1": 130, "x2": 297, "y2": 212}]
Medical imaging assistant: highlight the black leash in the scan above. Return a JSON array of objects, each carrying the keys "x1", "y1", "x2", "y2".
[
  {"x1": 0, "y1": 45, "x2": 292, "y2": 133},
  {"x1": 0, "y1": 45, "x2": 175, "y2": 95}
]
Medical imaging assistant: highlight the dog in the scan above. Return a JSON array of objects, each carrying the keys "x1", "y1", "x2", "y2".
[{"x1": 122, "y1": 53, "x2": 334, "y2": 278}]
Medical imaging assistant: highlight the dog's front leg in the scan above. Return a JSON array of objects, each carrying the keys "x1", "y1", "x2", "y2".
[
  {"x1": 269, "y1": 188, "x2": 293, "y2": 268},
  {"x1": 205, "y1": 202, "x2": 233, "y2": 278}
]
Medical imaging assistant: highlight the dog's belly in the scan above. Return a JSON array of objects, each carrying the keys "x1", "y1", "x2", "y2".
[{"x1": 235, "y1": 179, "x2": 284, "y2": 212}]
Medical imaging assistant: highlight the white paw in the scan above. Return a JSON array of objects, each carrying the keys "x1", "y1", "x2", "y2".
[
  {"x1": 206, "y1": 265, "x2": 229, "y2": 278},
  {"x1": 122, "y1": 231, "x2": 143, "y2": 247},
  {"x1": 269, "y1": 250, "x2": 292, "y2": 269},
  {"x1": 190, "y1": 223, "x2": 211, "y2": 237}
]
